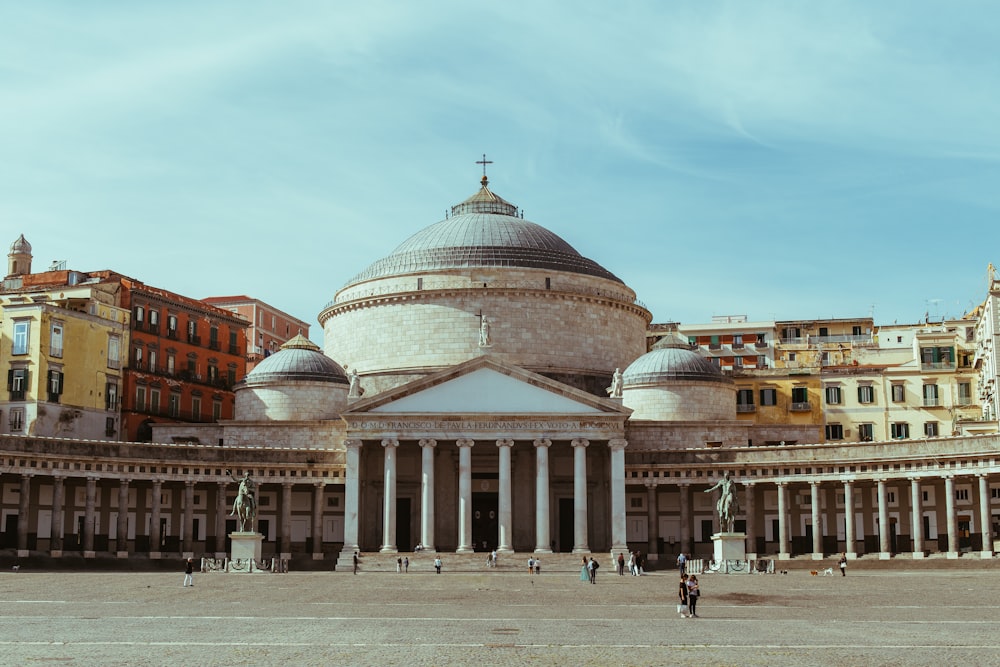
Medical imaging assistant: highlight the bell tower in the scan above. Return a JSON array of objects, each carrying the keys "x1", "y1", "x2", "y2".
[{"x1": 7, "y1": 233, "x2": 32, "y2": 278}]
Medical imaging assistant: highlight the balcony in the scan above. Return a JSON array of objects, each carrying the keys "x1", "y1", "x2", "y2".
[
  {"x1": 736, "y1": 404, "x2": 756, "y2": 413},
  {"x1": 923, "y1": 398, "x2": 941, "y2": 407},
  {"x1": 208, "y1": 340, "x2": 220, "y2": 351},
  {"x1": 708, "y1": 343, "x2": 722, "y2": 350},
  {"x1": 790, "y1": 402, "x2": 812, "y2": 412},
  {"x1": 921, "y1": 362, "x2": 954, "y2": 371},
  {"x1": 732, "y1": 342, "x2": 744, "y2": 350},
  {"x1": 188, "y1": 335, "x2": 202, "y2": 346}
]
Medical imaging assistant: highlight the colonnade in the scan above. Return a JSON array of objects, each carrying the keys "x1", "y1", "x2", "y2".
[{"x1": 342, "y1": 437, "x2": 629, "y2": 555}]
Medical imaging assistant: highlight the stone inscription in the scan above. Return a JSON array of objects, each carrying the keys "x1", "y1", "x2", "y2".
[{"x1": 356, "y1": 420, "x2": 608, "y2": 431}]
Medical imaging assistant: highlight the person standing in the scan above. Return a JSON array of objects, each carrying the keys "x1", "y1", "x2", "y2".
[
  {"x1": 580, "y1": 557, "x2": 590, "y2": 582},
  {"x1": 687, "y1": 575, "x2": 700, "y2": 617},
  {"x1": 183, "y1": 558, "x2": 194, "y2": 587},
  {"x1": 588, "y1": 557, "x2": 599, "y2": 584},
  {"x1": 434, "y1": 557, "x2": 442, "y2": 574},
  {"x1": 678, "y1": 574, "x2": 689, "y2": 618},
  {"x1": 404, "y1": 557, "x2": 409, "y2": 573},
  {"x1": 617, "y1": 552, "x2": 625, "y2": 576},
  {"x1": 677, "y1": 552, "x2": 687, "y2": 576},
  {"x1": 353, "y1": 552, "x2": 359, "y2": 574},
  {"x1": 396, "y1": 557, "x2": 402, "y2": 573},
  {"x1": 839, "y1": 553, "x2": 848, "y2": 576}
]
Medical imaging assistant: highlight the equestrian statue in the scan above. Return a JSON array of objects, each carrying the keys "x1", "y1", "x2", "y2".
[{"x1": 227, "y1": 469, "x2": 257, "y2": 533}]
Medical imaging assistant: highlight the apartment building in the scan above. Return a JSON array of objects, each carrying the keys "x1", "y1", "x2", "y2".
[{"x1": 202, "y1": 296, "x2": 310, "y2": 372}]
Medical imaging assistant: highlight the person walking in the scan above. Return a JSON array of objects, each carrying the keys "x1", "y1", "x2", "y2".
[
  {"x1": 353, "y1": 552, "x2": 359, "y2": 574},
  {"x1": 677, "y1": 552, "x2": 687, "y2": 576},
  {"x1": 678, "y1": 574, "x2": 689, "y2": 618},
  {"x1": 687, "y1": 575, "x2": 700, "y2": 617},
  {"x1": 183, "y1": 558, "x2": 194, "y2": 587},
  {"x1": 528, "y1": 557, "x2": 535, "y2": 574},
  {"x1": 396, "y1": 557, "x2": 402, "y2": 573},
  {"x1": 434, "y1": 557, "x2": 442, "y2": 574},
  {"x1": 838, "y1": 553, "x2": 848, "y2": 576},
  {"x1": 588, "y1": 557, "x2": 599, "y2": 584}
]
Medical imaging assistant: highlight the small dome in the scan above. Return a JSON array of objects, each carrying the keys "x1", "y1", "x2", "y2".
[
  {"x1": 623, "y1": 335, "x2": 732, "y2": 386},
  {"x1": 9, "y1": 234, "x2": 31, "y2": 254},
  {"x1": 241, "y1": 334, "x2": 348, "y2": 385},
  {"x1": 344, "y1": 178, "x2": 621, "y2": 285}
]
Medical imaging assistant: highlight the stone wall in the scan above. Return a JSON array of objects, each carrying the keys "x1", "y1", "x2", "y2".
[
  {"x1": 236, "y1": 382, "x2": 347, "y2": 422},
  {"x1": 623, "y1": 382, "x2": 736, "y2": 421}
]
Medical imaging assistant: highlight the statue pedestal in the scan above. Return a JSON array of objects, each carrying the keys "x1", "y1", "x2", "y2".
[
  {"x1": 230, "y1": 532, "x2": 263, "y2": 563},
  {"x1": 711, "y1": 532, "x2": 747, "y2": 565}
]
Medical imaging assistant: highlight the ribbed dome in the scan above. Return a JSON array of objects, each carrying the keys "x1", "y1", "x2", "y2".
[
  {"x1": 345, "y1": 178, "x2": 622, "y2": 285},
  {"x1": 241, "y1": 335, "x2": 348, "y2": 386},
  {"x1": 623, "y1": 336, "x2": 732, "y2": 386},
  {"x1": 10, "y1": 234, "x2": 31, "y2": 254}
]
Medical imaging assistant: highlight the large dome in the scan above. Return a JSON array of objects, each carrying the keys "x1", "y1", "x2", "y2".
[
  {"x1": 345, "y1": 177, "x2": 622, "y2": 285},
  {"x1": 241, "y1": 334, "x2": 348, "y2": 386}
]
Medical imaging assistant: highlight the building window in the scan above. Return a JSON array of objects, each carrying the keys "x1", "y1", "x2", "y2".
[
  {"x1": 852, "y1": 325, "x2": 863, "y2": 336},
  {"x1": 229, "y1": 330, "x2": 239, "y2": 355},
  {"x1": 133, "y1": 346, "x2": 143, "y2": 370},
  {"x1": 150, "y1": 388, "x2": 161, "y2": 413},
  {"x1": 208, "y1": 364, "x2": 218, "y2": 383},
  {"x1": 759, "y1": 388, "x2": 777, "y2": 406},
  {"x1": 187, "y1": 320, "x2": 199, "y2": 344},
  {"x1": 788, "y1": 352, "x2": 796, "y2": 362},
  {"x1": 922, "y1": 384, "x2": 939, "y2": 407},
  {"x1": 50, "y1": 322, "x2": 64, "y2": 358},
  {"x1": 857, "y1": 385, "x2": 874, "y2": 404},
  {"x1": 8, "y1": 368, "x2": 29, "y2": 400},
  {"x1": 737, "y1": 389, "x2": 754, "y2": 412},
  {"x1": 791, "y1": 387, "x2": 809, "y2": 410},
  {"x1": 958, "y1": 382, "x2": 972, "y2": 405},
  {"x1": 891, "y1": 422, "x2": 910, "y2": 439},
  {"x1": 924, "y1": 422, "x2": 939, "y2": 437},
  {"x1": 135, "y1": 386, "x2": 146, "y2": 412},
  {"x1": 891, "y1": 384, "x2": 905, "y2": 402},
  {"x1": 105, "y1": 417, "x2": 116, "y2": 437},
  {"x1": 13, "y1": 320, "x2": 30, "y2": 355},
  {"x1": 955, "y1": 488, "x2": 969, "y2": 501},
  {"x1": 106, "y1": 382, "x2": 119, "y2": 410},
  {"x1": 167, "y1": 354, "x2": 175, "y2": 375},
  {"x1": 825, "y1": 424, "x2": 844, "y2": 440},
  {"x1": 134, "y1": 305, "x2": 144, "y2": 323},
  {"x1": 209, "y1": 326, "x2": 219, "y2": 350},
  {"x1": 858, "y1": 423, "x2": 874, "y2": 442},
  {"x1": 212, "y1": 400, "x2": 222, "y2": 421},
  {"x1": 148, "y1": 349, "x2": 158, "y2": 374},
  {"x1": 47, "y1": 369, "x2": 64, "y2": 403},
  {"x1": 192, "y1": 397, "x2": 202, "y2": 421},
  {"x1": 825, "y1": 386, "x2": 842, "y2": 405},
  {"x1": 168, "y1": 393, "x2": 180, "y2": 418},
  {"x1": 167, "y1": 315, "x2": 178, "y2": 336},
  {"x1": 149, "y1": 309, "x2": 159, "y2": 328},
  {"x1": 108, "y1": 335, "x2": 121, "y2": 370},
  {"x1": 9, "y1": 407, "x2": 24, "y2": 432}
]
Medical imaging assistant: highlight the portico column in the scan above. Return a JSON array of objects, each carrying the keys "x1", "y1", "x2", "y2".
[
  {"x1": 609, "y1": 438, "x2": 628, "y2": 555},
  {"x1": 280, "y1": 482, "x2": 293, "y2": 560},
  {"x1": 533, "y1": 439, "x2": 552, "y2": 554},
  {"x1": 456, "y1": 439, "x2": 475, "y2": 553},
  {"x1": 150, "y1": 479, "x2": 163, "y2": 558},
  {"x1": 182, "y1": 480, "x2": 195, "y2": 556},
  {"x1": 978, "y1": 474, "x2": 994, "y2": 558},
  {"x1": 776, "y1": 482, "x2": 789, "y2": 560},
  {"x1": 910, "y1": 477, "x2": 924, "y2": 559},
  {"x1": 342, "y1": 440, "x2": 362, "y2": 554},
  {"x1": 17, "y1": 474, "x2": 32, "y2": 557},
  {"x1": 571, "y1": 438, "x2": 590, "y2": 553},
  {"x1": 744, "y1": 482, "x2": 757, "y2": 559},
  {"x1": 419, "y1": 439, "x2": 437, "y2": 552},
  {"x1": 51, "y1": 475, "x2": 65, "y2": 557},
  {"x1": 312, "y1": 482, "x2": 325, "y2": 560},
  {"x1": 645, "y1": 481, "x2": 659, "y2": 559},
  {"x1": 876, "y1": 479, "x2": 890, "y2": 559},
  {"x1": 944, "y1": 476, "x2": 958, "y2": 559},
  {"x1": 116, "y1": 479, "x2": 130, "y2": 558},
  {"x1": 496, "y1": 439, "x2": 514, "y2": 553},
  {"x1": 83, "y1": 477, "x2": 97, "y2": 558},
  {"x1": 215, "y1": 481, "x2": 228, "y2": 558},
  {"x1": 678, "y1": 483, "x2": 691, "y2": 556},
  {"x1": 380, "y1": 439, "x2": 399, "y2": 553},
  {"x1": 810, "y1": 481, "x2": 823, "y2": 560},
  {"x1": 843, "y1": 480, "x2": 857, "y2": 559}
]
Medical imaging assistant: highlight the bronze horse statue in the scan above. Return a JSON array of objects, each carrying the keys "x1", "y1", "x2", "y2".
[{"x1": 227, "y1": 469, "x2": 257, "y2": 532}]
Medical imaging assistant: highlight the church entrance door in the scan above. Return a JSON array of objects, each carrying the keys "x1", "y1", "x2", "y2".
[
  {"x1": 472, "y1": 492, "x2": 498, "y2": 552},
  {"x1": 558, "y1": 498, "x2": 574, "y2": 553}
]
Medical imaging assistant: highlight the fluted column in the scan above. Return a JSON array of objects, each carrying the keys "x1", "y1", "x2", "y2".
[
  {"x1": 215, "y1": 481, "x2": 228, "y2": 558},
  {"x1": 456, "y1": 439, "x2": 475, "y2": 553},
  {"x1": 116, "y1": 479, "x2": 130, "y2": 557},
  {"x1": 571, "y1": 438, "x2": 590, "y2": 553},
  {"x1": 876, "y1": 479, "x2": 890, "y2": 559},
  {"x1": 944, "y1": 476, "x2": 958, "y2": 559},
  {"x1": 280, "y1": 482, "x2": 293, "y2": 559},
  {"x1": 83, "y1": 477, "x2": 97, "y2": 558},
  {"x1": 51, "y1": 475, "x2": 65, "y2": 556},
  {"x1": 609, "y1": 438, "x2": 628, "y2": 554},
  {"x1": 182, "y1": 480, "x2": 195, "y2": 556},
  {"x1": 380, "y1": 438, "x2": 399, "y2": 553},
  {"x1": 17, "y1": 474, "x2": 32, "y2": 557},
  {"x1": 343, "y1": 440, "x2": 362, "y2": 553},
  {"x1": 312, "y1": 482, "x2": 325, "y2": 560},
  {"x1": 496, "y1": 439, "x2": 514, "y2": 553},
  {"x1": 149, "y1": 479, "x2": 163, "y2": 558},
  {"x1": 843, "y1": 480, "x2": 856, "y2": 559},
  {"x1": 645, "y1": 480, "x2": 659, "y2": 558},
  {"x1": 910, "y1": 477, "x2": 924, "y2": 559},
  {"x1": 979, "y1": 474, "x2": 994, "y2": 558},
  {"x1": 678, "y1": 483, "x2": 691, "y2": 555},
  {"x1": 776, "y1": 482, "x2": 789, "y2": 560},
  {"x1": 810, "y1": 481, "x2": 823, "y2": 560},
  {"x1": 419, "y1": 439, "x2": 437, "y2": 552},
  {"x1": 533, "y1": 439, "x2": 552, "y2": 553},
  {"x1": 744, "y1": 482, "x2": 757, "y2": 558}
]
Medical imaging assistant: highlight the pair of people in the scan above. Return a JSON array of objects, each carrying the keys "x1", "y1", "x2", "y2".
[{"x1": 678, "y1": 573, "x2": 700, "y2": 617}]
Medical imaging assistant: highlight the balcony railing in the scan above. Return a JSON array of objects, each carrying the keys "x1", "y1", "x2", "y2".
[
  {"x1": 923, "y1": 398, "x2": 941, "y2": 407},
  {"x1": 732, "y1": 342, "x2": 744, "y2": 350},
  {"x1": 790, "y1": 402, "x2": 812, "y2": 412},
  {"x1": 736, "y1": 404, "x2": 756, "y2": 413},
  {"x1": 921, "y1": 362, "x2": 954, "y2": 371}
]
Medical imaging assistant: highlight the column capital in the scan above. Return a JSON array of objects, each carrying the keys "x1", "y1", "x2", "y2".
[
  {"x1": 533, "y1": 438, "x2": 552, "y2": 449},
  {"x1": 119, "y1": 478, "x2": 130, "y2": 487},
  {"x1": 185, "y1": 479, "x2": 196, "y2": 488},
  {"x1": 381, "y1": 438, "x2": 399, "y2": 448},
  {"x1": 20, "y1": 472, "x2": 35, "y2": 479},
  {"x1": 456, "y1": 438, "x2": 475, "y2": 449},
  {"x1": 282, "y1": 480, "x2": 294, "y2": 488},
  {"x1": 496, "y1": 438, "x2": 515, "y2": 448},
  {"x1": 643, "y1": 479, "x2": 658, "y2": 489},
  {"x1": 608, "y1": 438, "x2": 628, "y2": 451},
  {"x1": 419, "y1": 438, "x2": 437, "y2": 448},
  {"x1": 571, "y1": 438, "x2": 590, "y2": 449},
  {"x1": 345, "y1": 439, "x2": 363, "y2": 450}
]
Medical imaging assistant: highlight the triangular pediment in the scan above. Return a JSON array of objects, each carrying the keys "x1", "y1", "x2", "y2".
[{"x1": 347, "y1": 357, "x2": 628, "y2": 416}]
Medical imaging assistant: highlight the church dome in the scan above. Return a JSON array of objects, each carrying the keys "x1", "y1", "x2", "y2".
[
  {"x1": 241, "y1": 334, "x2": 348, "y2": 386},
  {"x1": 9, "y1": 234, "x2": 31, "y2": 254},
  {"x1": 345, "y1": 176, "x2": 621, "y2": 285},
  {"x1": 623, "y1": 333, "x2": 732, "y2": 387}
]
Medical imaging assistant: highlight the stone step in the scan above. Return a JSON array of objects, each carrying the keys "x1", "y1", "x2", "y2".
[{"x1": 341, "y1": 551, "x2": 617, "y2": 574}]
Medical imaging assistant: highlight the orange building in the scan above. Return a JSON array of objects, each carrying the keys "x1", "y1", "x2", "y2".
[{"x1": 202, "y1": 295, "x2": 310, "y2": 372}]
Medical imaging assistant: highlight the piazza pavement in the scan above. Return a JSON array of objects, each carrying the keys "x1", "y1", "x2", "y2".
[{"x1": 1, "y1": 557, "x2": 1000, "y2": 667}]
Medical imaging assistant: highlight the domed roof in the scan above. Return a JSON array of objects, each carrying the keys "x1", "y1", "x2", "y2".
[
  {"x1": 623, "y1": 334, "x2": 733, "y2": 386},
  {"x1": 241, "y1": 334, "x2": 348, "y2": 386},
  {"x1": 9, "y1": 234, "x2": 31, "y2": 254},
  {"x1": 345, "y1": 177, "x2": 622, "y2": 285}
]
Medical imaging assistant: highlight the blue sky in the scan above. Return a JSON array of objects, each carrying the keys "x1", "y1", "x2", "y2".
[{"x1": 2, "y1": 1, "x2": 998, "y2": 339}]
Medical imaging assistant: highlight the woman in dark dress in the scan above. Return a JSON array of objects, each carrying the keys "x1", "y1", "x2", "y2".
[{"x1": 678, "y1": 574, "x2": 689, "y2": 618}]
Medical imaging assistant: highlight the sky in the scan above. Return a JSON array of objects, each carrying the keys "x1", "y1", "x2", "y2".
[{"x1": 2, "y1": 1, "x2": 999, "y2": 342}]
